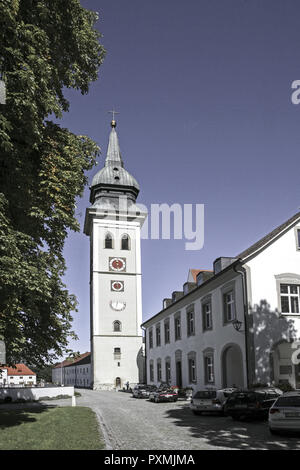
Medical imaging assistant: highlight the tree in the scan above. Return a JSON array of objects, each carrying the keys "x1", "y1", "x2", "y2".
[{"x1": 0, "y1": 0, "x2": 105, "y2": 366}]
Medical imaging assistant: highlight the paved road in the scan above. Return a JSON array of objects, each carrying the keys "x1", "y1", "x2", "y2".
[{"x1": 69, "y1": 389, "x2": 300, "y2": 450}]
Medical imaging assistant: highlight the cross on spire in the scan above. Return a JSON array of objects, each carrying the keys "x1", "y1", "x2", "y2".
[{"x1": 108, "y1": 109, "x2": 119, "y2": 127}]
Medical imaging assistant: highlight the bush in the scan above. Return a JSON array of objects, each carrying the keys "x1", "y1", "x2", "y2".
[
  {"x1": 38, "y1": 394, "x2": 71, "y2": 401},
  {"x1": 275, "y1": 382, "x2": 295, "y2": 393},
  {"x1": 4, "y1": 396, "x2": 12, "y2": 403},
  {"x1": 249, "y1": 382, "x2": 269, "y2": 389}
]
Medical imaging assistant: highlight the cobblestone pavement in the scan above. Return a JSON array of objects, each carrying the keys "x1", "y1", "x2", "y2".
[{"x1": 65, "y1": 389, "x2": 300, "y2": 450}]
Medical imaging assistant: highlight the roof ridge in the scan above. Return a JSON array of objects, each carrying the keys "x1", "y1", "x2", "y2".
[{"x1": 237, "y1": 210, "x2": 300, "y2": 260}]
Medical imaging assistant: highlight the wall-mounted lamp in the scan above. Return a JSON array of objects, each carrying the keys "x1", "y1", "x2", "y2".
[{"x1": 232, "y1": 319, "x2": 243, "y2": 332}]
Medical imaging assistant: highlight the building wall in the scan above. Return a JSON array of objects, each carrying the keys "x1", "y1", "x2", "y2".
[
  {"x1": 0, "y1": 386, "x2": 74, "y2": 402},
  {"x1": 145, "y1": 271, "x2": 247, "y2": 392},
  {"x1": 93, "y1": 336, "x2": 144, "y2": 389},
  {"x1": 0, "y1": 369, "x2": 7, "y2": 386},
  {"x1": 52, "y1": 363, "x2": 91, "y2": 388},
  {"x1": 245, "y1": 222, "x2": 300, "y2": 387},
  {"x1": 90, "y1": 217, "x2": 144, "y2": 390},
  {"x1": 1, "y1": 373, "x2": 36, "y2": 387},
  {"x1": 145, "y1": 221, "x2": 300, "y2": 391}
]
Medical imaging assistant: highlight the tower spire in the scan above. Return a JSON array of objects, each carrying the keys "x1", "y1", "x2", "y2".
[{"x1": 105, "y1": 116, "x2": 124, "y2": 167}]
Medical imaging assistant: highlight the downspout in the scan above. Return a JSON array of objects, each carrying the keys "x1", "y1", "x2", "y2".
[
  {"x1": 233, "y1": 263, "x2": 250, "y2": 389},
  {"x1": 142, "y1": 326, "x2": 147, "y2": 384}
]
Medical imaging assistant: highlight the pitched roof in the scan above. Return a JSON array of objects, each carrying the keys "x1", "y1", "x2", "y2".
[
  {"x1": 53, "y1": 352, "x2": 91, "y2": 369},
  {"x1": 3, "y1": 364, "x2": 36, "y2": 376},
  {"x1": 237, "y1": 211, "x2": 300, "y2": 260},
  {"x1": 142, "y1": 211, "x2": 300, "y2": 327}
]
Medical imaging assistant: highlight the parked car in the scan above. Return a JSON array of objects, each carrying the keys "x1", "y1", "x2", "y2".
[
  {"x1": 149, "y1": 385, "x2": 178, "y2": 403},
  {"x1": 269, "y1": 391, "x2": 300, "y2": 434},
  {"x1": 132, "y1": 384, "x2": 156, "y2": 398},
  {"x1": 190, "y1": 388, "x2": 237, "y2": 415},
  {"x1": 224, "y1": 388, "x2": 281, "y2": 421}
]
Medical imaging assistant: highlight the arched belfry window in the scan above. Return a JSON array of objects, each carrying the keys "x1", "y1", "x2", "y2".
[
  {"x1": 121, "y1": 234, "x2": 130, "y2": 250},
  {"x1": 105, "y1": 232, "x2": 113, "y2": 249},
  {"x1": 113, "y1": 320, "x2": 122, "y2": 332}
]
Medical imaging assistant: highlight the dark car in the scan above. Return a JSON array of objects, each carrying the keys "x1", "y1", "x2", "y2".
[
  {"x1": 224, "y1": 389, "x2": 281, "y2": 421},
  {"x1": 132, "y1": 384, "x2": 156, "y2": 398},
  {"x1": 149, "y1": 384, "x2": 178, "y2": 403}
]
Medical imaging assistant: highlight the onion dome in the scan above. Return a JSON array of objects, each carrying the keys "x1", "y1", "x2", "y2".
[{"x1": 90, "y1": 120, "x2": 140, "y2": 207}]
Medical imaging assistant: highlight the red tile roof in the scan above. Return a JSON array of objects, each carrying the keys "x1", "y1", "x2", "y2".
[
  {"x1": 3, "y1": 364, "x2": 36, "y2": 376},
  {"x1": 53, "y1": 352, "x2": 91, "y2": 369}
]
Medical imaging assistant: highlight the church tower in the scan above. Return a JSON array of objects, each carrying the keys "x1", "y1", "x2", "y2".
[{"x1": 84, "y1": 118, "x2": 147, "y2": 390}]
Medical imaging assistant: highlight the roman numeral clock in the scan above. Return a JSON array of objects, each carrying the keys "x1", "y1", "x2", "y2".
[{"x1": 84, "y1": 118, "x2": 147, "y2": 390}]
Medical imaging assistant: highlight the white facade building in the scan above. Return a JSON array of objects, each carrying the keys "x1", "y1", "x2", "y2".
[
  {"x1": 52, "y1": 352, "x2": 91, "y2": 388},
  {"x1": 142, "y1": 212, "x2": 300, "y2": 392},
  {"x1": 84, "y1": 119, "x2": 147, "y2": 390},
  {"x1": 0, "y1": 368, "x2": 7, "y2": 386},
  {"x1": 0, "y1": 364, "x2": 36, "y2": 387}
]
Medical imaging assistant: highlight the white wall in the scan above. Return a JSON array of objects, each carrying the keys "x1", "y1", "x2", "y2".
[
  {"x1": 0, "y1": 386, "x2": 74, "y2": 402},
  {"x1": 146, "y1": 271, "x2": 247, "y2": 391},
  {"x1": 52, "y1": 363, "x2": 91, "y2": 388},
  {"x1": 90, "y1": 216, "x2": 145, "y2": 390},
  {"x1": 245, "y1": 222, "x2": 300, "y2": 386}
]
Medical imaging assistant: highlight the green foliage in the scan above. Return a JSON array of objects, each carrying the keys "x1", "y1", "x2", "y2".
[
  {"x1": 275, "y1": 382, "x2": 295, "y2": 392},
  {"x1": 0, "y1": 0, "x2": 105, "y2": 366}
]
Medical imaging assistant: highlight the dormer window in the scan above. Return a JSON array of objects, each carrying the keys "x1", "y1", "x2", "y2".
[{"x1": 105, "y1": 233, "x2": 113, "y2": 249}]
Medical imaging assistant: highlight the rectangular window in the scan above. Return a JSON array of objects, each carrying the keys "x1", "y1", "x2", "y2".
[
  {"x1": 174, "y1": 316, "x2": 181, "y2": 341},
  {"x1": 149, "y1": 363, "x2": 154, "y2": 382},
  {"x1": 114, "y1": 347, "x2": 121, "y2": 359},
  {"x1": 157, "y1": 362, "x2": 162, "y2": 382},
  {"x1": 202, "y1": 301, "x2": 212, "y2": 331},
  {"x1": 164, "y1": 319, "x2": 170, "y2": 344},
  {"x1": 204, "y1": 355, "x2": 214, "y2": 384},
  {"x1": 165, "y1": 361, "x2": 171, "y2": 383},
  {"x1": 156, "y1": 325, "x2": 161, "y2": 347},
  {"x1": 149, "y1": 329, "x2": 153, "y2": 349},
  {"x1": 295, "y1": 228, "x2": 300, "y2": 250},
  {"x1": 187, "y1": 309, "x2": 195, "y2": 336},
  {"x1": 223, "y1": 291, "x2": 235, "y2": 323},
  {"x1": 188, "y1": 358, "x2": 196, "y2": 383},
  {"x1": 279, "y1": 365, "x2": 293, "y2": 375},
  {"x1": 280, "y1": 284, "x2": 300, "y2": 314}
]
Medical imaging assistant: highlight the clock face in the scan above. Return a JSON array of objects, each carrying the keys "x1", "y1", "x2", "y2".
[
  {"x1": 109, "y1": 257, "x2": 126, "y2": 272},
  {"x1": 110, "y1": 301, "x2": 126, "y2": 311},
  {"x1": 111, "y1": 281, "x2": 124, "y2": 292}
]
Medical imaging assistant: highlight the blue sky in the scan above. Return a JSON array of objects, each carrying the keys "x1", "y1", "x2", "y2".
[{"x1": 59, "y1": 0, "x2": 300, "y2": 355}]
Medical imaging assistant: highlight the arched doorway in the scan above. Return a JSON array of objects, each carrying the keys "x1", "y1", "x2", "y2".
[
  {"x1": 115, "y1": 377, "x2": 121, "y2": 388},
  {"x1": 271, "y1": 341, "x2": 297, "y2": 389},
  {"x1": 222, "y1": 344, "x2": 244, "y2": 389}
]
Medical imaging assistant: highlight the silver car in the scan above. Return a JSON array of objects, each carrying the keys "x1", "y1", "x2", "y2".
[
  {"x1": 269, "y1": 391, "x2": 300, "y2": 434},
  {"x1": 190, "y1": 388, "x2": 237, "y2": 415}
]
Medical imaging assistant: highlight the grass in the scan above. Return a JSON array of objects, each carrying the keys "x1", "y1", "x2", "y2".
[{"x1": 0, "y1": 406, "x2": 106, "y2": 450}]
